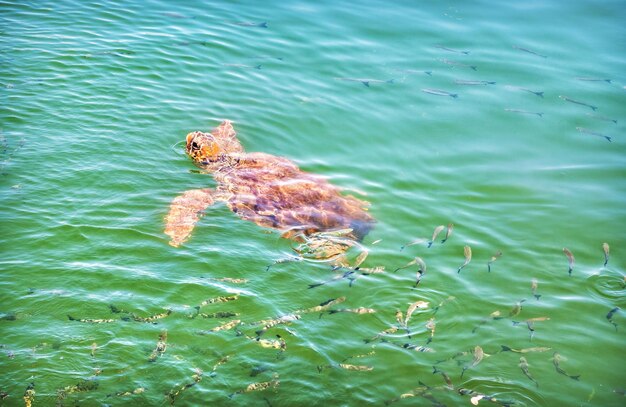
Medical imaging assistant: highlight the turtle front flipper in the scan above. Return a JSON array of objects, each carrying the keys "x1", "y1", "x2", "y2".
[{"x1": 165, "y1": 188, "x2": 216, "y2": 247}]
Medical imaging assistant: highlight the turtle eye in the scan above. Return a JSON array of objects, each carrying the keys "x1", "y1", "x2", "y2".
[{"x1": 191, "y1": 141, "x2": 199, "y2": 150}]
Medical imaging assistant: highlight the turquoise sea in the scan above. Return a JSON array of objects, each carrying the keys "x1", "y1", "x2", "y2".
[{"x1": 1, "y1": 0, "x2": 625, "y2": 405}]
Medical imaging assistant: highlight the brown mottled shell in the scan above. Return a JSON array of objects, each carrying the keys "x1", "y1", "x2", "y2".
[{"x1": 217, "y1": 152, "x2": 374, "y2": 241}]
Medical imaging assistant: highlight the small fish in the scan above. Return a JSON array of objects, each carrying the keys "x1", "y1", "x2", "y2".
[
  {"x1": 338, "y1": 363, "x2": 374, "y2": 371},
  {"x1": 308, "y1": 270, "x2": 355, "y2": 289},
  {"x1": 402, "y1": 344, "x2": 435, "y2": 353},
  {"x1": 223, "y1": 63, "x2": 262, "y2": 69},
  {"x1": 394, "y1": 68, "x2": 432, "y2": 76},
  {"x1": 229, "y1": 375, "x2": 280, "y2": 398},
  {"x1": 454, "y1": 79, "x2": 496, "y2": 85},
  {"x1": 575, "y1": 77, "x2": 611, "y2": 83},
  {"x1": 432, "y1": 366, "x2": 454, "y2": 389},
  {"x1": 90, "y1": 342, "x2": 97, "y2": 358},
  {"x1": 563, "y1": 247, "x2": 575, "y2": 276},
  {"x1": 461, "y1": 345, "x2": 484, "y2": 378},
  {"x1": 552, "y1": 352, "x2": 580, "y2": 380},
  {"x1": 500, "y1": 345, "x2": 551, "y2": 353},
  {"x1": 576, "y1": 127, "x2": 611, "y2": 142},
  {"x1": 109, "y1": 387, "x2": 145, "y2": 397},
  {"x1": 512, "y1": 45, "x2": 547, "y2": 58},
  {"x1": 372, "y1": 239, "x2": 382, "y2": 245},
  {"x1": 211, "y1": 355, "x2": 231, "y2": 374},
  {"x1": 364, "y1": 326, "x2": 398, "y2": 343},
  {"x1": 441, "y1": 223, "x2": 454, "y2": 243},
  {"x1": 585, "y1": 113, "x2": 617, "y2": 124},
  {"x1": 395, "y1": 310, "x2": 404, "y2": 326},
  {"x1": 508, "y1": 299, "x2": 526, "y2": 318},
  {"x1": 254, "y1": 314, "x2": 300, "y2": 336},
  {"x1": 606, "y1": 307, "x2": 619, "y2": 331},
  {"x1": 422, "y1": 88, "x2": 458, "y2": 98},
  {"x1": 234, "y1": 21, "x2": 269, "y2": 28},
  {"x1": 251, "y1": 335, "x2": 286, "y2": 350},
  {"x1": 472, "y1": 310, "x2": 501, "y2": 333},
  {"x1": 602, "y1": 242, "x2": 610, "y2": 266},
  {"x1": 525, "y1": 317, "x2": 549, "y2": 341},
  {"x1": 405, "y1": 301, "x2": 429, "y2": 327},
  {"x1": 428, "y1": 225, "x2": 445, "y2": 248},
  {"x1": 209, "y1": 320, "x2": 241, "y2": 332},
  {"x1": 400, "y1": 237, "x2": 427, "y2": 250},
  {"x1": 425, "y1": 318, "x2": 436, "y2": 344},
  {"x1": 531, "y1": 278, "x2": 541, "y2": 300},
  {"x1": 334, "y1": 77, "x2": 394, "y2": 87},
  {"x1": 166, "y1": 368, "x2": 203, "y2": 405},
  {"x1": 328, "y1": 307, "x2": 376, "y2": 315},
  {"x1": 131, "y1": 309, "x2": 172, "y2": 323},
  {"x1": 559, "y1": 95, "x2": 597, "y2": 111},
  {"x1": 439, "y1": 58, "x2": 477, "y2": 70},
  {"x1": 504, "y1": 108, "x2": 543, "y2": 117},
  {"x1": 519, "y1": 357, "x2": 539, "y2": 387},
  {"x1": 68, "y1": 315, "x2": 115, "y2": 323},
  {"x1": 394, "y1": 257, "x2": 426, "y2": 286},
  {"x1": 297, "y1": 296, "x2": 346, "y2": 314},
  {"x1": 505, "y1": 85, "x2": 544, "y2": 97},
  {"x1": 266, "y1": 255, "x2": 302, "y2": 271},
  {"x1": 209, "y1": 277, "x2": 248, "y2": 284},
  {"x1": 148, "y1": 330, "x2": 167, "y2": 362},
  {"x1": 435, "y1": 44, "x2": 470, "y2": 54},
  {"x1": 487, "y1": 250, "x2": 502, "y2": 272},
  {"x1": 23, "y1": 383, "x2": 35, "y2": 407},
  {"x1": 197, "y1": 311, "x2": 240, "y2": 319},
  {"x1": 199, "y1": 295, "x2": 239, "y2": 307},
  {"x1": 457, "y1": 245, "x2": 472, "y2": 273}
]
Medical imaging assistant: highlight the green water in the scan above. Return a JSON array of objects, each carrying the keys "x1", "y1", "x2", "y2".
[{"x1": 1, "y1": 0, "x2": 625, "y2": 405}]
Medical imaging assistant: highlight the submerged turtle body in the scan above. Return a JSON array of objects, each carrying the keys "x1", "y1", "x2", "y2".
[{"x1": 165, "y1": 120, "x2": 374, "y2": 263}]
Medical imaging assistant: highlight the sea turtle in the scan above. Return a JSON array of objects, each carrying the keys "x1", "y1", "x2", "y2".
[{"x1": 164, "y1": 120, "x2": 374, "y2": 267}]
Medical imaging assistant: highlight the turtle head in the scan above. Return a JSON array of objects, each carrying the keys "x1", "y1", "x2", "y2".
[
  {"x1": 186, "y1": 131, "x2": 222, "y2": 164},
  {"x1": 185, "y1": 120, "x2": 244, "y2": 167}
]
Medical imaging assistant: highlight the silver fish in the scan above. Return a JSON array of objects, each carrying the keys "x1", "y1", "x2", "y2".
[
  {"x1": 559, "y1": 95, "x2": 597, "y2": 111},
  {"x1": 166, "y1": 368, "x2": 203, "y2": 404},
  {"x1": 575, "y1": 77, "x2": 611, "y2": 83},
  {"x1": 585, "y1": 113, "x2": 617, "y2": 124},
  {"x1": 435, "y1": 44, "x2": 470, "y2": 54},
  {"x1": 552, "y1": 352, "x2": 580, "y2": 380},
  {"x1": 606, "y1": 307, "x2": 619, "y2": 331},
  {"x1": 441, "y1": 223, "x2": 454, "y2": 243},
  {"x1": 439, "y1": 58, "x2": 477, "y2": 70},
  {"x1": 505, "y1": 108, "x2": 543, "y2": 117},
  {"x1": 457, "y1": 245, "x2": 472, "y2": 273},
  {"x1": 487, "y1": 250, "x2": 502, "y2": 272},
  {"x1": 500, "y1": 345, "x2": 551, "y2": 353},
  {"x1": 400, "y1": 237, "x2": 427, "y2": 250},
  {"x1": 603, "y1": 242, "x2": 610, "y2": 266},
  {"x1": 234, "y1": 21, "x2": 268, "y2": 28},
  {"x1": 334, "y1": 77, "x2": 394, "y2": 87},
  {"x1": 576, "y1": 127, "x2": 611, "y2": 142},
  {"x1": 422, "y1": 88, "x2": 458, "y2": 98},
  {"x1": 531, "y1": 278, "x2": 541, "y2": 300},
  {"x1": 505, "y1": 85, "x2": 544, "y2": 97},
  {"x1": 563, "y1": 247, "x2": 575, "y2": 276},
  {"x1": 508, "y1": 299, "x2": 526, "y2": 317},
  {"x1": 512, "y1": 45, "x2": 547, "y2": 58},
  {"x1": 428, "y1": 225, "x2": 445, "y2": 248},
  {"x1": 454, "y1": 79, "x2": 496, "y2": 85},
  {"x1": 148, "y1": 330, "x2": 167, "y2": 362},
  {"x1": 461, "y1": 345, "x2": 484, "y2": 378},
  {"x1": 405, "y1": 301, "x2": 429, "y2": 326},
  {"x1": 519, "y1": 357, "x2": 539, "y2": 387}
]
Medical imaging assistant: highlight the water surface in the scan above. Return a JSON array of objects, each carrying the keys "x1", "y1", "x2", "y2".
[{"x1": 1, "y1": 0, "x2": 625, "y2": 405}]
